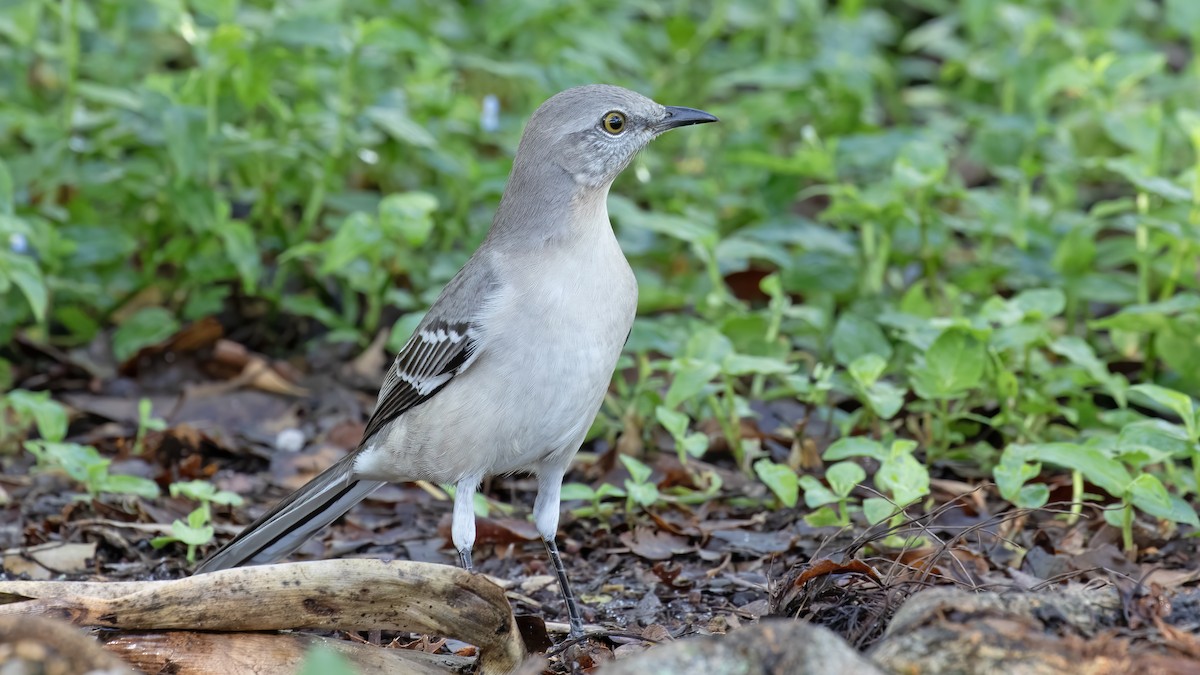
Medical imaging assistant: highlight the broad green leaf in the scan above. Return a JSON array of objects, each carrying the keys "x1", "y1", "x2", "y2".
[
  {"x1": 831, "y1": 314, "x2": 892, "y2": 366},
  {"x1": 97, "y1": 473, "x2": 161, "y2": 499},
  {"x1": 112, "y1": 307, "x2": 181, "y2": 362},
  {"x1": 1130, "y1": 384, "x2": 1196, "y2": 436},
  {"x1": 379, "y1": 192, "x2": 438, "y2": 247},
  {"x1": 875, "y1": 452, "x2": 929, "y2": 506},
  {"x1": 1127, "y1": 474, "x2": 1200, "y2": 527},
  {"x1": 993, "y1": 450, "x2": 1043, "y2": 506},
  {"x1": 825, "y1": 461, "x2": 866, "y2": 498},
  {"x1": 721, "y1": 353, "x2": 795, "y2": 376},
  {"x1": 619, "y1": 455, "x2": 653, "y2": 485},
  {"x1": 799, "y1": 474, "x2": 838, "y2": 508},
  {"x1": 862, "y1": 497, "x2": 896, "y2": 525},
  {"x1": 365, "y1": 106, "x2": 437, "y2": 147},
  {"x1": 1117, "y1": 420, "x2": 1192, "y2": 463},
  {"x1": 5, "y1": 254, "x2": 47, "y2": 323},
  {"x1": 803, "y1": 505, "x2": 844, "y2": 527},
  {"x1": 0, "y1": 159, "x2": 11, "y2": 215},
  {"x1": 848, "y1": 353, "x2": 887, "y2": 387},
  {"x1": 861, "y1": 379, "x2": 905, "y2": 420},
  {"x1": 1010, "y1": 288, "x2": 1065, "y2": 319},
  {"x1": 1022, "y1": 443, "x2": 1132, "y2": 498},
  {"x1": 664, "y1": 358, "x2": 720, "y2": 408},
  {"x1": 892, "y1": 140, "x2": 948, "y2": 190},
  {"x1": 5, "y1": 390, "x2": 67, "y2": 442},
  {"x1": 754, "y1": 459, "x2": 798, "y2": 507},
  {"x1": 655, "y1": 406, "x2": 690, "y2": 439},
  {"x1": 909, "y1": 328, "x2": 985, "y2": 400},
  {"x1": 625, "y1": 480, "x2": 660, "y2": 508},
  {"x1": 216, "y1": 220, "x2": 261, "y2": 293},
  {"x1": 560, "y1": 482, "x2": 596, "y2": 501},
  {"x1": 824, "y1": 436, "x2": 887, "y2": 462}
]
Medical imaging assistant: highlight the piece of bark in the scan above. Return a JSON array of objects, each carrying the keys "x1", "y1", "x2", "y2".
[
  {"x1": 0, "y1": 558, "x2": 525, "y2": 674},
  {"x1": 101, "y1": 630, "x2": 472, "y2": 675},
  {"x1": 598, "y1": 619, "x2": 884, "y2": 675}
]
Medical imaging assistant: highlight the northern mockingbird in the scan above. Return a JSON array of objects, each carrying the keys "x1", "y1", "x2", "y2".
[{"x1": 195, "y1": 84, "x2": 717, "y2": 637}]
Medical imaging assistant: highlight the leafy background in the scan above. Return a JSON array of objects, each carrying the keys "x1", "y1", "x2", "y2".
[{"x1": 2, "y1": 0, "x2": 1199, "y2": 614}]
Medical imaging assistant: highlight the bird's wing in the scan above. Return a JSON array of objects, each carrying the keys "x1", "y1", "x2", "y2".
[{"x1": 357, "y1": 260, "x2": 495, "y2": 446}]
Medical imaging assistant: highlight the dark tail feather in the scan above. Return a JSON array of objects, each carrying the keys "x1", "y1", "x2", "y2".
[{"x1": 195, "y1": 452, "x2": 385, "y2": 573}]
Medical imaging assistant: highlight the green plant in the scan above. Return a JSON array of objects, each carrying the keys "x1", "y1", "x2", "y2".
[
  {"x1": 825, "y1": 437, "x2": 930, "y2": 544},
  {"x1": 151, "y1": 480, "x2": 244, "y2": 562},
  {"x1": 132, "y1": 398, "x2": 167, "y2": 455},
  {"x1": 799, "y1": 460, "x2": 866, "y2": 527}
]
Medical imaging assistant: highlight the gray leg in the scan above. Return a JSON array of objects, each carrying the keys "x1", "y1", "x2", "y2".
[
  {"x1": 534, "y1": 468, "x2": 585, "y2": 638},
  {"x1": 544, "y1": 536, "x2": 585, "y2": 638}
]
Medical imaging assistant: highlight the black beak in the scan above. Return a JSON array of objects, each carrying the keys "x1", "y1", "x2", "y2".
[{"x1": 659, "y1": 106, "x2": 719, "y2": 131}]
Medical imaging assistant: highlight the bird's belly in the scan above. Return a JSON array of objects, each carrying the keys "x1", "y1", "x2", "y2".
[{"x1": 364, "y1": 265, "x2": 636, "y2": 484}]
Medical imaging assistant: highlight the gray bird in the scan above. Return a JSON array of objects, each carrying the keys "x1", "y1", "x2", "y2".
[{"x1": 195, "y1": 84, "x2": 717, "y2": 637}]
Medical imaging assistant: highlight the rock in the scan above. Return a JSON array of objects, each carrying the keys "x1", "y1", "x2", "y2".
[
  {"x1": 599, "y1": 619, "x2": 884, "y2": 675},
  {"x1": 870, "y1": 587, "x2": 1197, "y2": 675}
]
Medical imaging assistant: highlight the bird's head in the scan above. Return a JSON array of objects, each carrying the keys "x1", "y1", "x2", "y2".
[{"x1": 514, "y1": 84, "x2": 718, "y2": 190}]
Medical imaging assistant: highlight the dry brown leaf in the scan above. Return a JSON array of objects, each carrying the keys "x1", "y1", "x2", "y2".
[
  {"x1": 619, "y1": 526, "x2": 692, "y2": 561},
  {"x1": 1, "y1": 542, "x2": 96, "y2": 580}
]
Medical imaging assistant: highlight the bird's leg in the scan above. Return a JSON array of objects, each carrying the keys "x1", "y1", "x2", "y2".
[
  {"x1": 452, "y1": 475, "x2": 481, "y2": 573},
  {"x1": 543, "y1": 536, "x2": 584, "y2": 638},
  {"x1": 534, "y1": 469, "x2": 585, "y2": 638}
]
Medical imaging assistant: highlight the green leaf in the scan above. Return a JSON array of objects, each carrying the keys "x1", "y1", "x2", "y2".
[
  {"x1": 619, "y1": 455, "x2": 653, "y2": 485},
  {"x1": 848, "y1": 353, "x2": 887, "y2": 387},
  {"x1": 1117, "y1": 420, "x2": 1192, "y2": 463},
  {"x1": 5, "y1": 254, "x2": 47, "y2": 323},
  {"x1": 96, "y1": 473, "x2": 161, "y2": 499},
  {"x1": 862, "y1": 497, "x2": 896, "y2": 525},
  {"x1": 994, "y1": 449, "x2": 1044, "y2": 506},
  {"x1": 625, "y1": 480, "x2": 660, "y2": 508},
  {"x1": 216, "y1": 220, "x2": 261, "y2": 293},
  {"x1": 824, "y1": 436, "x2": 887, "y2": 462},
  {"x1": 655, "y1": 406, "x2": 689, "y2": 438},
  {"x1": 753, "y1": 459, "x2": 798, "y2": 507},
  {"x1": 664, "y1": 358, "x2": 720, "y2": 408},
  {"x1": 365, "y1": 106, "x2": 436, "y2": 148},
  {"x1": 803, "y1": 505, "x2": 845, "y2": 527},
  {"x1": 1127, "y1": 474, "x2": 1200, "y2": 527},
  {"x1": 1018, "y1": 443, "x2": 1132, "y2": 498},
  {"x1": 909, "y1": 328, "x2": 985, "y2": 400},
  {"x1": 892, "y1": 140, "x2": 948, "y2": 190},
  {"x1": 875, "y1": 452, "x2": 929, "y2": 506},
  {"x1": 5, "y1": 390, "x2": 67, "y2": 442},
  {"x1": 798, "y1": 475, "x2": 838, "y2": 508},
  {"x1": 0, "y1": 159, "x2": 12, "y2": 215},
  {"x1": 1010, "y1": 288, "x2": 1065, "y2": 319},
  {"x1": 825, "y1": 461, "x2": 866, "y2": 498},
  {"x1": 721, "y1": 353, "x2": 795, "y2": 376},
  {"x1": 379, "y1": 192, "x2": 438, "y2": 247},
  {"x1": 112, "y1": 307, "x2": 181, "y2": 362},
  {"x1": 831, "y1": 314, "x2": 892, "y2": 366},
  {"x1": 1130, "y1": 384, "x2": 1196, "y2": 436},
  {"x1": 560, "y1": 482, "x2": 596, "y2": 501}
]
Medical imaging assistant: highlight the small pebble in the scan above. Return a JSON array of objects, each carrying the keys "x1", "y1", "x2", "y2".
[{"x1": 275, "y1": 428, "x2": 306, "y2": 453}]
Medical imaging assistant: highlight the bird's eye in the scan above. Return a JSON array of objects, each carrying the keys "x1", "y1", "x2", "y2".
[{"x1": 602, "y1": 111, "x2": 626, "y2": 134}]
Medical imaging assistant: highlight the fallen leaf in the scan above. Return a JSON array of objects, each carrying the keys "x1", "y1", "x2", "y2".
[{"x1": 620, "y1": 526, "x2": 692, "y2": 561}]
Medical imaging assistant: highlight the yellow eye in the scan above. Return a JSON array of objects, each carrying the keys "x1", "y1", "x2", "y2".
[{"x1": 602, "y1": 111, "x2": 626, "y2": 134}]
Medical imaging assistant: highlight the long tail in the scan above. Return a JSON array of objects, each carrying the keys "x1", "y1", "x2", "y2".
[{"x1": 195, "y1": 451, "x2": 386, "y2": 573}]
